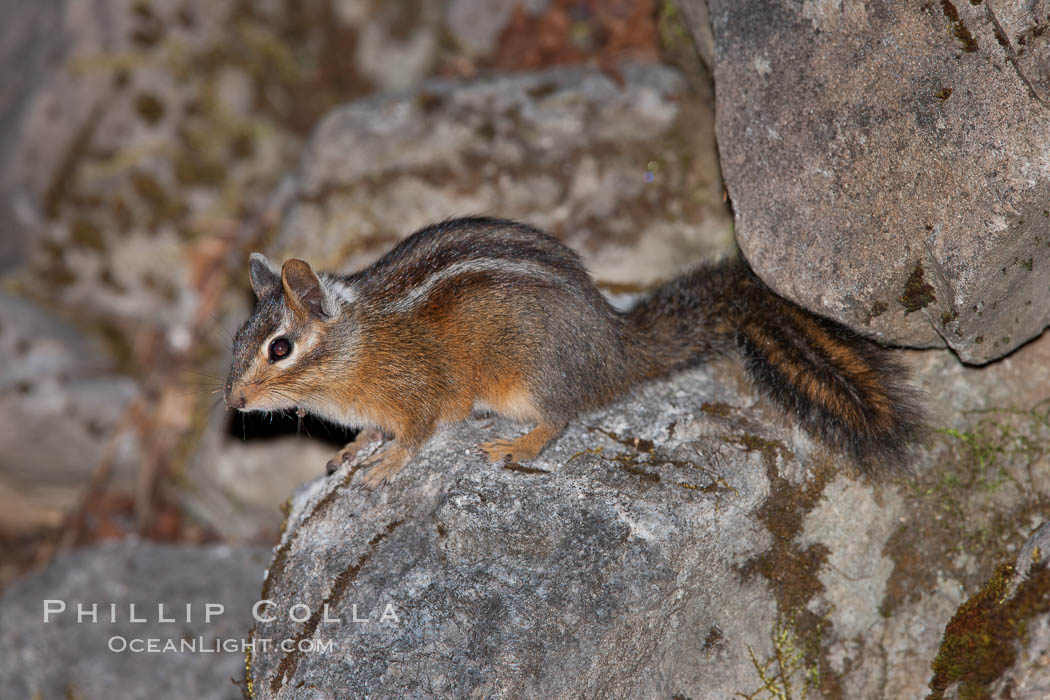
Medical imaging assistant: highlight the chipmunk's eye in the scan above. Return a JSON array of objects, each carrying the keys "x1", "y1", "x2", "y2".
[{"x1": 269, "y1": 337, "x2": 292, "y2": 362}]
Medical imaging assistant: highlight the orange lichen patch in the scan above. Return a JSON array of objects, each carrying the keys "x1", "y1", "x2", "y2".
[{"x1": 490, "y1": 0, "x2": 661, "y2": 72}]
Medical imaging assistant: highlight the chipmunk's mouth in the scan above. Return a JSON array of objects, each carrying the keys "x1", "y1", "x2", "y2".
[
  {"x1": 225, "y1": 382, "x2": 297, "y2": 414},
  {"x1": 222, "y1": 379, "x2": 242, "y2": 410},
  {"x1": 223, "y1": 388, "x2": 248, "y2": 411},
  {"x1": 224, "y1": 380, "x2": 264, "y2": 412}
]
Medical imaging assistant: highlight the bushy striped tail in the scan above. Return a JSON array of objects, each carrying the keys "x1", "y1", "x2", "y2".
[{"x1": 623, "y1": 258, "x2": 925, "y2": 475}]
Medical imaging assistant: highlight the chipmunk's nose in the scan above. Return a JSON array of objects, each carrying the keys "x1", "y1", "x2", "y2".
[{"x1": 223, "y1": 382, "x2": 247, "y2": 410}]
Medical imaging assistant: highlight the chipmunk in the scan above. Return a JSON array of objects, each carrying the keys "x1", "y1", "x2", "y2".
[{"x1": 225, "y1": 217, "x2": 924, "y2": 486}]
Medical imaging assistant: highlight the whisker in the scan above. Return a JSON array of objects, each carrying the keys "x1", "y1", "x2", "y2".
[{"x1": 197, "y1": 310, "x2": 239, "y2": 351}]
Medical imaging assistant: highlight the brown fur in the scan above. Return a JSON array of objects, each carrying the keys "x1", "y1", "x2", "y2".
[{"x1": 226, "y1": 217, "x2": 924, "y2": 483}]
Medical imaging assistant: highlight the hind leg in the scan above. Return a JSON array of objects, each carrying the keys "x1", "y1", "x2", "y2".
[{"x1": 481, "y1": 421, "x2": 566, "y2": 463}]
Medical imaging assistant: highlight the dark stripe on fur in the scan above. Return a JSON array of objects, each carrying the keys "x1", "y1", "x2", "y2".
[{"x1": 624, "y1": 258, "x2": 924, "y2": 475}]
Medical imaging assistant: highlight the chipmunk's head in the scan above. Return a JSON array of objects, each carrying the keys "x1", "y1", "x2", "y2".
[{"x1": 224, "y1": 253, "x2": 353, "y2": 416}]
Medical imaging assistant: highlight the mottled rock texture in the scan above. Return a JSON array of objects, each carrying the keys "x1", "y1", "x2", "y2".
[
  {"x1": 685, "y1": 0, "x2": 1050, "y2": 363},
  {"x1": 275, "y1": 61, "x2": 732, "y2": 287},
  {"x1": 248, "y1": 370, "x2": 794, "y2": 698},
  {"x1": 244, "y1": 338, "x2": 1050, "y2": 698},
  {"x1": 3, "y1": 1, "x2": 1050, "y2": 697},
  {"x1": 0, "y1": 295, "x2": 139, "y2": 531},
  {"x1": 0, "y1": 0, "x2": 473, "y2": 539},
  {"x1": 0, "y1": 541, "x2": 272, "y2": 700},
  {"x1": 0, "y1": 0, "x2": 62, "y2": 271}
]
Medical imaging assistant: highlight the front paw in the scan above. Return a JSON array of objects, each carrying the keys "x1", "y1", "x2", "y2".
[
  {"x1": 325, "y1": 429, "x2": 385, "y2": 475},
  {"x1": 357, "y1": 445, "x2": 410, "y2": 488}
]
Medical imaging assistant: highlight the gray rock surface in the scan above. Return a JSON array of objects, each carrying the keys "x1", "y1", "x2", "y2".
[
  {"x1": 0, "y1": 540, "x2": 272, "y2": 700},
  {"x1": 9, "y1": 0, "x2": 298, "y2": 337},
  {"x1": 686, "y1": 0, "x2": 1050, "y2": 363},
  {"x1": 444, "y1": 0, "x2": 550, "y2": 56},
  {"x1": 0, "y1": 294, "x2": 139, "y2": 532},
  {"x1": 0, "y1": 0, "x2": 62, "y2": 271},
  {"x1": 275, "y1": 61, "x2": 733, "y2": 288},
  {"x1": 0, "y1": 0, "x2": 730, "y2": 542},
  {"x1": 3, "y1": 0, "x2": 450, "y2": 358},
  {"x1": 0, "y1": 0, "x2": 501, "y2": 541},
  {"x1": 2, "y1": 333, "x2": 1048, "y2": 697},
  {"x1": 186, "y1": 411, "x2": 344, "y2": 540},
  {"x1": 248, "y1": 368, "x2": 785, "y2": 698},
  {"x1": 986, "y1": 611, "x2": 1050, "y2": 700},
  {"x1": 3, "y1": 2, "x2": 1049, "y2": 697},
  {"x1": 242, "y1": 331, "x2": 1050, "y2": 698}
]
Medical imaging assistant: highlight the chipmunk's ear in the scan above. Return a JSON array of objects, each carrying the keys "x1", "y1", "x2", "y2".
[
  {"x1": 248, "y1": 253, "x2": 280, "y2": 299},
  {"x1": 281, "y1": 258, "x2": 334, "y2": 320}
]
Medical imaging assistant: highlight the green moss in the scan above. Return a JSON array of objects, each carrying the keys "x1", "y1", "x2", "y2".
[
  {"x1": 173, "y1": 150, "x2": 225, "y2": 187},
  {"x1": 593, "y1": 427, "x2": 655, "y2": 453},
  {"x1": 733, "y1": 434, "x2": 843, "y2": 698},
  {"x1": 618, "y1": 461, "x2": 661, "y2": 482},
  {"x1": 98, "y1": 266, "x2": 126, "y2": 293},
  {"x1": 95, "y1": 320, "x2": 139, "y2": 374},
  {"x1": 883, "y1": 398, "x2": 1050, "y2": 673},
  {"x1": 415, "y1": 91, "x2": 444, "y2": 114},
  {"x1": 135, "y1": 92, "x2": 166, "y2": 124},
  {"x1": 942, "y1": 402, "x2": 1050, "y2": 480},
  {"x1": 132, "y1": 171, "x2": 187, "y2": 225},
  {"x1": 657, "y1": 0, "x2": 694, "y2": 57},
  {"x1": 740, "y1": 613, "x2": 824, "y2": 700},
  {"x1": 940, "y1": 0, "x2": 978, "y2": 52},
  {"x1": 526, "y1": 83, "x2": 558, "y2": 99},
  {"x1": 726, "y1": 433, "x2": 784, "y2": 459},
  {"x1": 42, "y1": 109, "x2": 99, "y2": 220},
  {"x1": 701, "y1": 401, "x2": 732, "y2": 417},
  {"x1": 935, "y1": 88, "x2": 953, "y2": 100},
  {"x1": 111, "y1": 197, "x2": 133, "y2": 234},
  {"x1": 70, "y1": 218, "x2": 106, "y2": 250},
  {"x1": 130, "y1": 1, "x2": 165, "y2": 47},
  {"x1": 502, "y1": 462, "x2": 549, "y2": 475},
  {"x1": 899, "y1": 262, "x2": 936, "y2": 313},
  {"x1": 243, "y1": 634, "x2": 255, "y2": 698},
  {"x1": 565, "y1": 446, "x2": 604, "y2": 464},
  {"x1": 230, "y1": 130, "x2": 256, "y2": 160},
  {"x1": 928, "y1": 564, "x2": 1050, "y2": 698}
]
